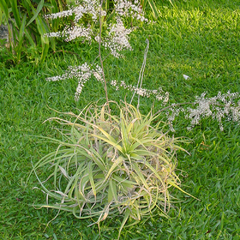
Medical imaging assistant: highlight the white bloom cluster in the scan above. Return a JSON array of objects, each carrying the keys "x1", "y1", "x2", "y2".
[
  {"x1": 187, "y1": 91, "x2": 240, "y2": 131},
  {"x1": 45, "y1": 0, "x2": 101, "y2": 42},
  {"x1": 92, "y1": 65, "x2": 104, "y2": 83},
  {"x1": 46, "y1": 25, "x2": 93, "y2": 42},
  {"x1": 186, "y1": 92, "x2": 214, "y2": 127},
  {"x1": 64, "y1": 25, "x2": 93, "y2": 42},
  {"x1": 45, "y1": 9, "x2": 73, "y2": 19},
  {"x1": 46, "y1": 63, "x2": 104, "y2": 101},
  {"x1": 44, "y1": 0, "x2": 148, "y2": 55},
  {"x1": 164, "y1": 91, "x2": 240, "y2": 131},
  {"x1": 110, "y1": 80, "x2": 169, "y2": 103},
  {"x1": 96, "y1": 18, "x2": 133, "y2": 58},
  {"x1": 114, "y1": 0, "x2": 148, "y2": 22},
  {"x1": 45, "y1": 0, "x2": 105, "y2": 22},
  {"x1": 45, "y1": 32, "x2": 62, "y2": 38}
]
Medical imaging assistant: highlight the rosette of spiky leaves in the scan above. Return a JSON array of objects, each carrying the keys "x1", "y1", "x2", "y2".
[{"x1": 31, "y1": 101, "x2": 188, "y2": 238}]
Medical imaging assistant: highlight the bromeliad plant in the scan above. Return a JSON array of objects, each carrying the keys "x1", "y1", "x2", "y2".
[{"x1": 31, "y1": 101, "x2": 189, "y2": 238}]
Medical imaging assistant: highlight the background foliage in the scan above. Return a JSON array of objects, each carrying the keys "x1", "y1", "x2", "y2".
[
  {"x1": 0, "y1": 0, "x2": 70, "y2": 63},
  {"x1": 0, "y1": 0, "x2": 159, "y2": 64}
]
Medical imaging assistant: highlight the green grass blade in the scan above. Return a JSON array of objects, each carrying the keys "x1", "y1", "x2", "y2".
[
  {"x1": 26, "y1": 0, "x2": 44, "y2": 27},
  {"x1": 10, "y1": 0, "x2": 21, "y2": 28},
  {"x1": 16, "y1": 13, "x2": 27, "y2": 60},
  {"x1": 147, "y1": 0, "x2": 159, "y2": 19},
  {"x1": 0, "y1": 0, "x2": 8, "y2": 21},
  {"x1": 0, "y1": 8, "x2": 2, "y2": 24},
  {"x1": 57, "y1": 0, "x2": 64, "y2": 12},
  {"x1": 24, "y1": 28, "x2": 36, "y2": 46},
  {"x1": 34, "y1": 14, "x2": 49, "y2": 61},
  {"x1": 40, "y1": 36, "x2": 49, "y2": 62}
]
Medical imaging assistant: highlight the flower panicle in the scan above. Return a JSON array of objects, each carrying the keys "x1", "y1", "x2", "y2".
[
  {"x1": 164, "y1": 91, "x2": 240, "y2": 131},
  {"x1": 44, "y1": 0, "x2": 147, "y2": 56},
  {"x1": 111, "y1": 80, "x2": 169, "y2": 103},
  {"x1": 46, "y1": 63, "x2": 104, "y2": 101}
]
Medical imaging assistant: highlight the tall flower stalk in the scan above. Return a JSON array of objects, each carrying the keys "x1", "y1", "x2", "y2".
[{"x1": 98, "y1": 0, "x2": 110, "y2": 113}]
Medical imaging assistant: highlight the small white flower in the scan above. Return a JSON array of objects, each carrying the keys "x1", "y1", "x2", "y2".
[
  {"x1": 111, "y1": 80, "x2": 117, "y2": 86},
  {"x1": 183, "y1": 74, "x2": 190, "y2": 80}
]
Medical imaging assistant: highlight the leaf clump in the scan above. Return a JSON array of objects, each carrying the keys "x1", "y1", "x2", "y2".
[{"x1": 32, "y1": 101, "x2": 186, "y2": 237}]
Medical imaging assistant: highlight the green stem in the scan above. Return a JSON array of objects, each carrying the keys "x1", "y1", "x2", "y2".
[{"x1": 99, "y1": 0, "x2": 110, "y2": 115}]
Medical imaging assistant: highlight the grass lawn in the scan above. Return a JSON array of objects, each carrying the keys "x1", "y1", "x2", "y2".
[{"x1": 0, "y1": 0, "x2": 239, "y2": 239}]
